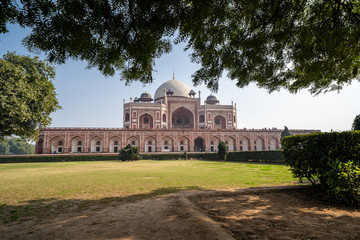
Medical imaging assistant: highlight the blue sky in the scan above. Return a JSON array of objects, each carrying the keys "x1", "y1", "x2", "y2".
[{"x1": 1, "y1": 24, "x2": 359, "y2": 132}]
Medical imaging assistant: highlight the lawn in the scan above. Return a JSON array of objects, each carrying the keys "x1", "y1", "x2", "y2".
[{"x1": 0, "y1": 160, "x2": 296, "y2": 205}]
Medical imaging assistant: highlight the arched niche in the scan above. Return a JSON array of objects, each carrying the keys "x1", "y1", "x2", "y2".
[
  {"x1": 127, "y1": 136, "x2": 139, "y2": 147},
  {"x1": 224, "y1": 136, "x2": 235, "y2": 151},
  {"x1": 161, "y1": 137, "x2": 173, "y2": 152},
  {"x1": 209, "y1": 136, "x2": 220, "y2": 152},
  {"x1": 214, "y1": 115, "x2": 226, "y2": 129},
  {"x1": 178, "y1": 136, "x2": 189, "y2": 152},
  {"x1": 254, "y1": 137, "x2": 265, "y2": 151},
  {"x1": 269, "y1": 137, "x2": 278, "y2": 150},
  {"x1": 91, "y1": 136, "x2": 103, "y2": 152},
  {"x1": 239, "y1": 137, "x2": 250, "y2": 151},
  {"x1": 109, "y1": 137, "x2": 121, "y2": 153},
  {"x1": 71, "y1": 136, "x2": 84, "y2": 153},
  {"x1": 139, "y1": 113, "x2": 153, "y2": 129},
  {"x1": 51, "y1": 136, "x2": 64, "y2": 153},
  {"x1": 171, "y1": 107, "x2": 194, "y2": 129},
  {"x1": 144, "y1": 136, "x2": 156, "y2": 152}
]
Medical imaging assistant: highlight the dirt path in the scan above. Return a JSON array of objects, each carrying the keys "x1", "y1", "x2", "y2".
[{"x1": 1, "y1": 186, "x2": 360, "y2": 240}]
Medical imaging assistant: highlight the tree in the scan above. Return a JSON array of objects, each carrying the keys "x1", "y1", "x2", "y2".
[
  {"x1": 352, "y1": 114, "x2": 360, "y2": 131},
  {"x1": 0, "y1": 137, "x2": 35, "y2": 155},
  {"x1": 118, "y1": 144, "x2": 141, "y2": 161},
  {"x1": 217, "y1": 141, "x2": 228, "y2": 162},
  {"x1": 0, "y1": 52, "x2": 60, "y2": 140},
  {"x1": 281, "y1": 126, "x2": 291, "y2": 139},
  {"x1": 3, "y1": 0, "x2": 360, "y2": 94}
]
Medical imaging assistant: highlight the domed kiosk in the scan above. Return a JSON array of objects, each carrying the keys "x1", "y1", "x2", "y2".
[
  {"x1": 205, "y1": 94, "x2": 219, "y2": 105},
  {"x1": 154, "y1": 74, "x2": 191, "y2": 102}
]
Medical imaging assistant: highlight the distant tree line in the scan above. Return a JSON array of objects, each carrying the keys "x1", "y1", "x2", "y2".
[{"x1": 0, "y1": 137, "x2": 35, "y2": 155}]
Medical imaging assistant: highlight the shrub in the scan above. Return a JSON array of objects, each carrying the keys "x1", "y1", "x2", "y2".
[
  {"x1": 118, "y1": 144, "x2": 141, "y2": 161},
  {"x1": 218, "y1": 142, "x2": 228, "y2": 161},
  {"x1": 282, "y1": 131, "x2": 360, "y2": 205}
]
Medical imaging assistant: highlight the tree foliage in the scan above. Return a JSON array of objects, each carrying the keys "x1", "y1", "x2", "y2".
[
  {"x1": 118, "y1": 144, "x2": 141, "y2": 161},
  {"x1": 352, "y1": 114, "x2": 360, "y2": 131},
  {"x1": 2, "y1": 0, "x2": 360, "y2": 94},
  {"x1": 0, "y1": 52, "x2": 60, "y2": 140},
  {"x1": 217, "y1": 141, "x2": 228, "y2": 162},
  {"x1": 0, "y1": 137, "x2": 35, "y2": 155},
  {"x1": 282, "y1": 132, "x2": 360, "y2": 205},
  {"x1": 281, "y1": 126, "x2": 291, "y2": 139}
]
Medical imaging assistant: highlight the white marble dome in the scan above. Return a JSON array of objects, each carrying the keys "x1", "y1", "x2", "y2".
[{"x1": 154, "y1": 79, "x2": 191, "y2": 101}]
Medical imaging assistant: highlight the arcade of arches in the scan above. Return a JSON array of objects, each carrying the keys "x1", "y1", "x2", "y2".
[{"x1": 39, "y1": 129, "x2": 285, "y2": 154}]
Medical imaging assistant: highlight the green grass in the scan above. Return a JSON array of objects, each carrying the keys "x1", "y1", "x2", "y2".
[{"x1": 0, "y1": 160, "x2": 296, "y2": 205}]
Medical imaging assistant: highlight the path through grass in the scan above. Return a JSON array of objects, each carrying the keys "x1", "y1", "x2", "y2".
[{"x1": 0, "y1": 160, "x2": 296, "y2": 205}]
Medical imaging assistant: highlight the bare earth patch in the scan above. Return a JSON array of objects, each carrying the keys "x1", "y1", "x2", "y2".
[{"x1": 1, "y1": 186, "x2": 360, "y2": 240}]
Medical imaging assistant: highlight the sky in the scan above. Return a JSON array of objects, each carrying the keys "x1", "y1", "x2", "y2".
[{"x1": 1, "y1": 24, "x2": 360, "y2": 132}]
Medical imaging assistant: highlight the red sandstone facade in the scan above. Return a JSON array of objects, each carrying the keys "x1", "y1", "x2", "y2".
[{"x1": 35, "y1": 77, "x2": 319, "y2": 154}]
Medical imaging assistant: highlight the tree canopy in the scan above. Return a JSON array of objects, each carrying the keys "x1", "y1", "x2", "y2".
[
  {"x1": 281, "y1": 126, "x2": 291, "y2": 139},
  {"x1": 0, "y1": 52, "x2": 60, "y2": 140},
  {"x1": 0, "y1": 137, "x2": 35, "y2": 155},
  {"x1": 3, "y1": 0, "x2": 360, "y2": 94},
  {"x1": 352, "y1": 114, "x2": 360, "y2": 131}
]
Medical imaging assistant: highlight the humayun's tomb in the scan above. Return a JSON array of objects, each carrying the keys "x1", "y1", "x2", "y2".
[{"x1": 35, "y1": 74, "x2": 318, "y2": 154}]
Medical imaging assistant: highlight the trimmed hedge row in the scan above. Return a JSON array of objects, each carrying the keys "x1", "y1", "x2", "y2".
[
  {"x1": 0, "y1": 150, "x2": 284, "y2": 163},
  {"x1": 282, "y1": 131, "x2": 360, "y2": 205},
  {"x1": 135, "y1": 150, "x2": 283, "y2": 163},
  {"x1": 0, "y1": 154, "x2": 119, "y2": 163}
]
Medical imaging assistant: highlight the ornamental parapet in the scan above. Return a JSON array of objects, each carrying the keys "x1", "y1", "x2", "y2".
[{"x1": 40, "y1": 127, "x2": 320, "y2": 133}]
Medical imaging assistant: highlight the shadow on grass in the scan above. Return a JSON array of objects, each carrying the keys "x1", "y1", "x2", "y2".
[{"x1": 0, "y1": 186, "x2": 205, "y2": 224}]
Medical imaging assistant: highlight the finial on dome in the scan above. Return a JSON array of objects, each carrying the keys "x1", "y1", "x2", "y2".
[{"x1": 173, "y1": 71, "x2": 175, "y2": 80}]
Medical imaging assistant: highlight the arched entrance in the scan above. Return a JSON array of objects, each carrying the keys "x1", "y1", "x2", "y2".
[
  {"x1": 172, "y1": 107, "x2": 194, "y2": 129},
  {"x1": 194, "y1": 137, "x2": 205, "y2": 152}
]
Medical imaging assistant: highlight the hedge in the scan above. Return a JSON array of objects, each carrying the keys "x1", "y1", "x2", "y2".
[
  {"x1": 0, "y1": 150, "x2": 284, "y2": 163},
  {"x1": 282, "y1": 131, "x2": 360, "y2": 205},
  {"x1": 142, "y1": 150, "x2": 283, "y2": 163},
  {"x1": 0, "y1": 154, "x2": 119, "y2": 163}
]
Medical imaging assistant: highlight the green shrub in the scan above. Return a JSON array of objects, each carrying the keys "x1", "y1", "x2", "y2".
[
  {"x1": 118, "y1": 144, "x2": 141, "y2": 161},
  {"x1": 282, "y1": 131, "x2": 360, "y2": 205},
  {"x1": 218, "y1": 142, "x2": 228, "y2": 161}
]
